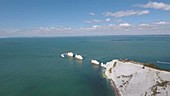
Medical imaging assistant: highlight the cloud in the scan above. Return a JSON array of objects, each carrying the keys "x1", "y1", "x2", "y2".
[
  {"x1": 92, "y1": 25, "x2": 100, "y2": 28},
  {"x1": 114, "y1": 19, "x2": 122, "y2": 23},
  {"x1": 139, "y1": 23, "x2": 150, "y2": 27},
  {"x1": 85, "y1": 18, "x2": 111, "y2": 23},
  {"x1": 83, "y1": 21, "x2": 170, "y2": 35},
  {"x1": 141, "y1": 1, "x2": 170, "y2": 11},
  {"x1": 80, "y1": 21, "x2": 170, "y2": 34},
  {"x1": 1, "y1": 21, "x2": 170, "y2": 38},
  {"x1": 154, "y1": 21, "x2": 168, "y2": 25},
  {"x1": 89, "y1": 12, "x2": 96, "y2": 16},
  {"x1": 81, "y1": 21, "x2": 170, "y2": 35},
  {"x1": 84, "y1": 19, "x2": 102, "y2": 23},
  {"x1": 119, "y1": 23, "x2": 131, "y2": 27},
  {"x1": 103, "y1": 10, "x2": 149, "y2": 18},
  {"x1": 105, "y1": 18, "x2": 111, "y2": 22},
  {"x1": 92, "y1": 19, "x2": 102, "y2": 23}
]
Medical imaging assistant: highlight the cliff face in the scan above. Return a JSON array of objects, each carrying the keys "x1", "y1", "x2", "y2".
[{"x1": 105, "y1": 59, "x2": 170, "y2": 96}]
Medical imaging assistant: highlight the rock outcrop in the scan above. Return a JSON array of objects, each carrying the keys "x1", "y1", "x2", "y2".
[{"x1": 105, "y1": 59, "x2": 170, "y2": 96}]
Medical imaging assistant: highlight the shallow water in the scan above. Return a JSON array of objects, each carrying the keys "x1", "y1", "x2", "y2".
[{"x1": 0, "y1": 35, "x2": 170, "y2": 96}]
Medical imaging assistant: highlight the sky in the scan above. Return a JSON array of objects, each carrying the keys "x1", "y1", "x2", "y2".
[{"x1": 0, "y1": 0, "x2": 170, "y2": 37}]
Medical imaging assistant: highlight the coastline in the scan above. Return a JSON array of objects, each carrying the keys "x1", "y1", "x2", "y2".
[
  {"x1": 104, "y1": 59, "x2": 170, "y2": 96},
  {"x1": 110, "y1": 80, "x2": 121, "y2": 96}
]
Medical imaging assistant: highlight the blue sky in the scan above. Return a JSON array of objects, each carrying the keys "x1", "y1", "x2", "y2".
[{"x1": 0, "y1": 0, "x2": 170, "y2": 37}]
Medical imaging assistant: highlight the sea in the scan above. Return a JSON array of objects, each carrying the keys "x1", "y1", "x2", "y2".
[{"x1": 0, "y1": 35, "x2": 170, "y2": 96}]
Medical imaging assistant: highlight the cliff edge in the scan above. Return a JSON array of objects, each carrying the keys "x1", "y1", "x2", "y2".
[{"x1": 105, "y1": 59, "x2": 170, "y2": 96}]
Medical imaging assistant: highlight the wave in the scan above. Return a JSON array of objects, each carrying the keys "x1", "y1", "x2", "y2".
[{"x1": 157, "y1": 61, "x2": 170, "y2": 64}]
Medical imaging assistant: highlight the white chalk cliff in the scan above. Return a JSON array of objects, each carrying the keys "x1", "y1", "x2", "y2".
[
  {"x1": 75, "y1": 54, "x2": 83, "y2": 60},
  {"x1": 105, "y1": 59, "x2": 170, "y2": 96},
  {"x1": 67, "y1": 52, "x2": 74, "y2": 57}
]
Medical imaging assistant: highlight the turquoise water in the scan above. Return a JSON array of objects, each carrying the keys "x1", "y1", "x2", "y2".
[{"x1": 0, "y1": 35, "x2": 170, "y2": 96}]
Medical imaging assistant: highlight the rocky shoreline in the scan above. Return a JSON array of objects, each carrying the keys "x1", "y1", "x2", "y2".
[
  {"x1": 61, "y1": 53, "x2": 170, "y2": 96},
  {"x1": 104, "y1": 59, "x2": 170, "y2": 96}
]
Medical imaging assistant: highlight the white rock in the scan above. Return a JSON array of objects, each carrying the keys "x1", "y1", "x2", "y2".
[
  {"x1": 101, "y1": 63, "x2": 106, "y2": 68},
  {"x1": 67, "y1": 52, "x2": 74, "y2": 57},
  {"x1": 61, "y1": 54, "x2": 64, "y2": 58},
  {"x1": 91, "y1": 60, "x2": 100, "y2": 65},
  {"x1": 75, "y1": 54, "x2": 83, "y2": 60}
]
